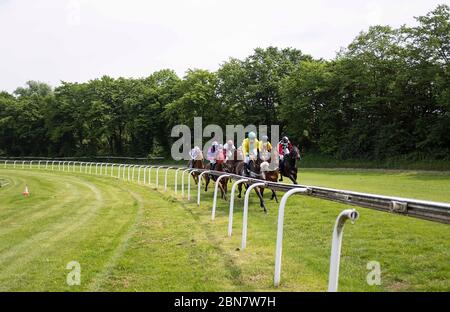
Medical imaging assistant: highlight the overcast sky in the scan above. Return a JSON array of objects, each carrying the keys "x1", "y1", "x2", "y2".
[{"x1": 0, "y1": 0, "x2": 445, "y2": 92}]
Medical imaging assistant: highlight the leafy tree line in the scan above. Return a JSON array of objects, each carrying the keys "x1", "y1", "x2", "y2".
[{"x1": 1, "y1": 5, "x2": 448, "y2": 161}]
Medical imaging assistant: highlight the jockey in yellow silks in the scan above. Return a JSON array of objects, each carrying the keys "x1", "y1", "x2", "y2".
[
  {"x1": 258, "y1": 135, "x2": 273, "y2": 163},
  {"x1": 258, "y1": 135, "x2": 272, "y2": 152},
  {"x1": 242, "y1": 131, "x2": 259, "y2": 175}
]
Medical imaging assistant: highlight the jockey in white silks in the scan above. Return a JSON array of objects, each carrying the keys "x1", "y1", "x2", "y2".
[
  {"x1": 223, "y1": 140, "x2": 236, "y2": 161},
  {"x1": 188, "y1": 146, "x2": 202, "y2": 168}
]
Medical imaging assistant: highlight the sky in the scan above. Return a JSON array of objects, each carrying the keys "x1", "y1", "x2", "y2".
[{"x1": 0, "y1": 0, "x2": 445, "y2": 92}]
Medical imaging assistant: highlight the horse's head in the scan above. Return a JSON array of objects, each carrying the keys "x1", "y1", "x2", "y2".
[
  {"x1": 284, "y1": 145, "x2": 299, "y2": 184},
  {"x1": 214, "y1": 162, "x2": 224, "y2": 172},
  {"x1": 248, "y1": 157, "x2": 261, "y2": 173},
  {"x1": 289, "y1": 145, "x2": 301, "y2": 162},
  {"x1": 247, "y1": 151, "x2": 264, "y2": 177},
  {"x1": 192, "y1": 159, "x2": 204, "y2": 169}
]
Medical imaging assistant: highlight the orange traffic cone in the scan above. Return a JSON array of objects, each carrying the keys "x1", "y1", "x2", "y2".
[{"x1": 23, "y1": 185, "x2": 30, "y2": 197}]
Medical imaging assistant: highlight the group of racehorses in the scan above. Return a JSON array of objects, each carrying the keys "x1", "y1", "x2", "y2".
[{"x1": 189, "y1": 145, "x2": 300, "y2": 213}]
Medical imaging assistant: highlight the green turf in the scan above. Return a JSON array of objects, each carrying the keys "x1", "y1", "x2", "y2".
[{"x1": 0, "y1": 165, "x2": 449, "y2": 291}]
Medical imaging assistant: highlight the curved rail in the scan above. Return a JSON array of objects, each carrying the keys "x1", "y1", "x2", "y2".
[{"x1": 2, "y1": 159, "x2": 449, "y2": 224}]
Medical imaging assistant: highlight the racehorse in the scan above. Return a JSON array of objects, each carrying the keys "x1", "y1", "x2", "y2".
[
  {"x1": 235, "y1": 152, "x2": 267, "y2": 213},
  {"x1": 188, "y1": 149, "x2": 205, "y2": 184},
  {"x1": 279, "y1": 145, "x2": 300, "y2": 184},
  {"x1": 260, "y1": 151, "x2": 279, "y2": 202},
  {"x1": 189, "y1": 159, "x2": 204, "y2": 184},
  {"x1": 223, "y1": 149, "x2": 243, "y2": 175},
  {"x1": 204, "y1": 161, "x2": 229, "y2": 200}
]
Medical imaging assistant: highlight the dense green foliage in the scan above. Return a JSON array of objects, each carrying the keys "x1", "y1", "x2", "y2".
[{"x1": 1, "y1": 5, "x2": 449, "y2": 161}]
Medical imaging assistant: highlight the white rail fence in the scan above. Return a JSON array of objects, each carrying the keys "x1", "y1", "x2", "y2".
[{"x1": 2, "y1": 159, "x2": 450, "y2": 292}]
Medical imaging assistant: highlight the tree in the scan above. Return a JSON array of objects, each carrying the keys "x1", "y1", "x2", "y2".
[{"x1": 218, "y1": 47, "x2": 311, "y2": 129}]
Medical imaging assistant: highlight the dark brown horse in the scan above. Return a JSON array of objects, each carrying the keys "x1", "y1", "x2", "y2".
[
  {"x1": 279, "y1": 145, "x2": 300, "y2": 184},
  {"x1": 189, "y1": 159, "x2": 204, "y2": 184},
  {"x1": 260, "y1": 161, "x2": 279, "y2": 203},
  {"x1": 223, "y1": 149, "x2": 243, "y2": 175},
  {"x1": 236, "y1": 153, "x2": 267, "y2": 213},
  {"x1": 204, "y1": 161, "x2": 229, "y2": 200}
]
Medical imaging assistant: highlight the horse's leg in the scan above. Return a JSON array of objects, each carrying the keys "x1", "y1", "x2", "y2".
[
  {"x1": 271, "y1": 190, "x2": 278, "y2": 203},
  {"x1": 204, "y1": 175, "x2": 210, "y2": 192},
  {"x1": 255, "y1": 187, "x2": 267, "y2": 214},
  {"x1": 289, "y1": 174, "x2": 297, "y2": 184},
  {"x1": 223, "y1": 178, "x2": 228, "y2": 201},
  {"x1": 219, "y1": 182, "x2": 227, "y2": 201},
  {"x1": 193, "y1": 173, "x2": 198, "y2": 185},
  {"x1": 237, "y1": 183, "x2": 243, "y2": 198}
]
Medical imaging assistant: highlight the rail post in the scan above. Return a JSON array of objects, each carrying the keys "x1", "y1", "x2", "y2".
[
  {"x1": 328, "y1": 209, "x2": 359, "y2": 292},
  {"x1": 148, "y1": 166, "x2": 155, "y2": 184},
  {"x1": 228, "y1": 178, "x2": 248, "y2": 236},
  {"x1": 132, "y1": 165, "x2": 136, "y2": 182},
  {"x1": 197, "y1": 171, "x2": 210, "y2": 206},
  {"x1": 155, "y1": 166, "x2": 162, "y2": 189},
  {"x1": 241, "y1": 182, "x2": 266, "y2": 251},
  {"x1": 142, "y1": 165, "x2": 148, "y2": 183},
  {"x1": 137, "y1": 166, "x2": 143, "y2": 184},
  {"x1": 30, "y1": 160, "x2": 33, "y2": 169},
  {"x1": 211, "y1": 174, "x2": 231, "y2": 220},
  {"x1": 181, "y1": 168, "x2": 191, "y2": 198},
  {"x1": 143, "y1": 166, "x2": 148, "y2": 184},
  {"x1": 273, "y1": 187, "x2": 309, "y2": 287},
  {"x1": 22, "y1": 160, "x2": 25, "y2": 169},
  {"x1": 174, "y1": 168, "x2": 183, "y2": 194},
  {"x1": 187, "y1": 169, "x2": 196, "y2": 201},
  {"x1": 164, "y1": 167, "x2": 173, "y2": 191}
]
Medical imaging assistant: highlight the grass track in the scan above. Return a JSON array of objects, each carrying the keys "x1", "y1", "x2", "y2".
[{"x1": 0, "y1": 166, "x2": 449, "y2": 291}]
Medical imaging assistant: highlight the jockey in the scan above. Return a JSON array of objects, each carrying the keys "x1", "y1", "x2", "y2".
[
  {"x1": 259, "y1": 135, "x2": 272, "y2": 153},
  {"x1": 242, "y1": 131, "x2": 259, "y2": 175},
  {"x1": 258, "y1": 135, "x2": 273, "y2": 163},
  {"x1": 216, "y1": 144, "x2": 225, "y2": 164},
  {"x1": 223, "y1": 140, "x2": 236, "y2": 161},
  {"x1": 278, "y1": 136, "x2": 292, "y2": 173},
  {"x1": 207, "y1": 141, "x2": 219, "y2": 170},
  {"x1": 188, "y1": 146, "x2": 202, "y2": 168}
]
